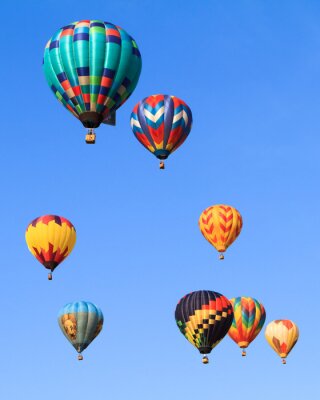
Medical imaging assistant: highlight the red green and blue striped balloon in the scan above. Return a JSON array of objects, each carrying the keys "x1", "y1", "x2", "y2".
[
  {"x1": 228, "y1": 296, "x2": 266, "y2": 356},
  {"x1": 130, "y1": 95, "x2": 192, "y2": 167},
  {"x1": 43, "y1": 20, "x2": 142, "y2": 132}
]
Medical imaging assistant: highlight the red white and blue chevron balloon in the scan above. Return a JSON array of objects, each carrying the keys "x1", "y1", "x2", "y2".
[{"x1": 130, "y1": 95, "x2": 192, "y2": 166}]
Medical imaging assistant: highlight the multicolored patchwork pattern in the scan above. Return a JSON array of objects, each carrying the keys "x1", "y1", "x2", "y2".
[
  {"x1": 175, "y1": 290, "x2": 233, "y2": 357},
  {"x1": 130, "y1": 94, "x2": 192, "y2": 160},
  {"x1": 265, "y1": 320, "x2": 299, "y2": 362},
  {"x1": 199, "y1": 204, "x2": 243, "y2": 256},
  {"x1": 228, "y1": 297, "x2": 266, "y2": 352},
  {"x1": 43, "y1": 20, "x2": 142, "y2": 128},
  {"x1": 58, "y1": 301, "x2": 104, "y2": 356},
  {"x1": 25, "y1": 215, "x2": 76, "y2": 272}
]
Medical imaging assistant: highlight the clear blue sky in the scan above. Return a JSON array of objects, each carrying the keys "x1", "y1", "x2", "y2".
[{"x1": 0, "y1": 0, "x2": 319, "y2": 398}]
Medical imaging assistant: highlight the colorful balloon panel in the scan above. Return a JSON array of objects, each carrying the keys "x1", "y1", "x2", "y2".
[
  {"x1": 199, "y1": 204, "x2": 242, "y2": 256},
  {"x1": 228, "y1": 297, "x2": 266, "y2": 351},
  {"x1": 58, "y1": 301, "x2": 104, "y2": 355},
  {"x1": 265, "y1": 320, "x2": 299, "y2": 362},
  {"x1": 175, "y1": 290, "x2": 233, "y2": 359},
  {"x1": 130, "y1": 95, "x2": 192, "y2": 160},
  {"x1": 43, "y1": 20, "x2": 142, "y2": 128},
  {"x1": 25, "y1": 215, "x2": 76, "y2": 272}
]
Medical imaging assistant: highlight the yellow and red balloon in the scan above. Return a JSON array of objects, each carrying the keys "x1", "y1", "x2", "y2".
[{"x1": 25, "y1": 215, "x2": 76, "y2": 280}]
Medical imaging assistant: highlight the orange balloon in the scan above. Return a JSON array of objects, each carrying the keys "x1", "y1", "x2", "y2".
[{"x1": 199, "y1": 204, "x2": 242, "y2": 259}]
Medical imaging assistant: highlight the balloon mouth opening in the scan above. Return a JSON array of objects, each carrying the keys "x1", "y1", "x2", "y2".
[
  {"x1": 79, "y1": 112, "x2": 103, "y2": 128},
  {"x1": 239, "y1": 342, "x2": 249, "y2": 348},
  {"x1": 154, "y1": 150, "x2": 170, "y2": 160},
  {"x1": 199, "y1": 346, "x2": 212, "y2": 354},
  {"x1": 217, "y1": 248, "x2": 226, "y2": 253},
  {"x1": 43, "y1": 261, "x2": 58, "y2": 271}
]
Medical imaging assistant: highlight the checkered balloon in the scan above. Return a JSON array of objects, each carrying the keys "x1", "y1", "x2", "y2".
[
  {"x1": 43, "y1": 20, "x2": 142, "y2": 130},
  {"x1": 175, "y1": 290, "x2": 233, "y2": 363}
]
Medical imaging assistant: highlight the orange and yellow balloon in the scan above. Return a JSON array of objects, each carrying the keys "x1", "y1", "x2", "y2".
[
  {"x1": 199, "y1": 204, "x2": 242, "y2": 259},
  {"x1": 265, "y1": 320, "x2": 299, "y2": 364},
  {"x1": 228, "y1": 297, "x2": 266, "y2": 356},
  {"x1": 25, "y1": 215, "x2": 76, "y2": 280}
]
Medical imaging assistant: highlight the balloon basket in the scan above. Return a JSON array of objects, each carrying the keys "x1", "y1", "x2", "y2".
[
  {"x1": 219, "y1": 253, "x2": 224, "y2": 260},
  {"x1": 202, "y1": 356, "x2": 209, "y2": 364},
  {"x1": 48, "y1": 273, "x2": 52, "y2": 281},
  {"x1": 159, "y1": 161, "x2": 165, "y2": 169},
  {"x1": 241, "y1": 350, "x2": 246, "y2": 357},
  {"x1": 282, "y1": 359, "x2": 286, "y2": 365},
  {"x1": 85, "y1": 129, "x2": 96, "y2": 144},
  {"x1": 78, "y1": 354, "x2": 83, "y2": 361}
]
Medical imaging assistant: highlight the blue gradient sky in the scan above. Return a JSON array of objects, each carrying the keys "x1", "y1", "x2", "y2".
[{"x1": 0, "y1": 1, "x2": 319, "y2": 398}]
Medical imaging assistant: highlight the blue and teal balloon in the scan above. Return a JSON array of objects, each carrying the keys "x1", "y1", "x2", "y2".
[
  {"x1": 58, "y1": 301, "x2": 104, "y2": 360},
  {"x1": 43, "y1": 20, "x2": 142, "y2": 142}
]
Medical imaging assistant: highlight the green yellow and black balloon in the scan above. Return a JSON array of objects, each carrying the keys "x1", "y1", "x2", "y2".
[{"x1": 175, "y1": 290, "x2": 233, "y2": 364}]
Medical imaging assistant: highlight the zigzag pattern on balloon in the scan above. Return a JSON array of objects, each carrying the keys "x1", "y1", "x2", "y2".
[
  {"x1": 130, "y1": 94, "x2": 192, "y2": 160},
  {"x1": 199, "y1": 205, "x2": 243, "y2": 253}
]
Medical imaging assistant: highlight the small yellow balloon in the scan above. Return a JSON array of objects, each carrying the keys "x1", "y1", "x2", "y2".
[{"x1": 265, "y1": 320, "x2": 299, "y2": 364}]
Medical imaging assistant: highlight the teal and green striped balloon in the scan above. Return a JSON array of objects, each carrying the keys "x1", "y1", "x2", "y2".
[
  {"x1": 58, "y1": 301, "x2": 104, "y2": 360},
  {"x1": 43, "y1": 20, "x2": 142, "y2": 138}
]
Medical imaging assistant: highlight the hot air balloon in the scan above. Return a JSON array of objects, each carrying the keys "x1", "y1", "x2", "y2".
[
  {"x1": 175, "y1": 290, "x2": 233, "y2": 364},
  {"x1": 265, "y1": 320, "x2": 299, "y2": 364},
  {"x1": 228, "y1": 296, "x2": 266, "y2": 356},
  {"x1": 130, "y1": 95, "x2": 192, "y2": 169},
  {"x1": 43, "y1": 20, "x2": 142, "y2": 143},
  {"x1": 199, "y1": 204, "x2": 242, "y2": 259},
  {"x1": 58, "y1": 301, "x2": 104, "y2": 360},
  {"x1": 25, "y1": 215, "x2": 76, "y2": 280}
]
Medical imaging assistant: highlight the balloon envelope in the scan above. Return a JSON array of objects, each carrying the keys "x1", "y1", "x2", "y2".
[
  {"x1": 58, "y1": 301, "x2": 104, "y2": 357},
  {"x1": 199, "y1": 204, "x2": 242, "y2": 258},
  {"x1": 265, "y1": 320, "x2": 299, "y2": 363},
  {"x1": 130, "y1": 94, "x2": 192, "y2": 163},
  {"x1": 43, "y1": 20, "x2": 142, "y2": 131},
  {"x1": 175, "y1": 290, "x2": 233, "y2": 362},
  {"x1": 228, "y1": 296, "x2": 266, "y2": 354},
  {"x1": 25, "y1": 215, "x2": 76, "y2": 277}
]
